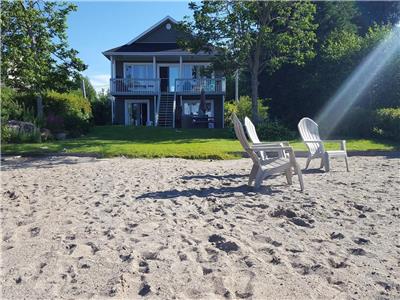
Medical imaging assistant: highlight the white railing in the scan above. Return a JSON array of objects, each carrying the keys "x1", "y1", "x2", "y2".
[
  {"x1": 175, "y1": 78, "x2": 226, "y2": 94},
  {"x1": 110, "y1": 78, "x2": 160, "y2": 95},
  {"x1": 110, "y1": 78, "x2": 226, "y2": 95}
]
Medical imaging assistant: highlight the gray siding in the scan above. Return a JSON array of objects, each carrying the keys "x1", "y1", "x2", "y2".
[{"x1": 137, "y1": 20, "x2": 180, "y2": 43}]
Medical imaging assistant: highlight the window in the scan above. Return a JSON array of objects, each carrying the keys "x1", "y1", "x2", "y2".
[
  {"x1": 182, "y1": 100, "x2": 214, "y2": 117},
  {"x1": 182, "y1": 64, "x2": 212, "y2": 79},
  {"x1": 125, "y1": 64, "x2": 154, "y2": 79}
]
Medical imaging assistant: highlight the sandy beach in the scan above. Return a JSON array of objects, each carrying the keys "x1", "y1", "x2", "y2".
[{"x1": 1, "y1": 155, "x2": 399, "y2": 299}]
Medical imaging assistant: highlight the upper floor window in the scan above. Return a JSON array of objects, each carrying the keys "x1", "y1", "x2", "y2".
[
  {"x1": 182, "y1": 64, "x2": 213, "y2": 79},
  {"x1": 125, "y1": 64, "x2": 154, "y2": 79}
]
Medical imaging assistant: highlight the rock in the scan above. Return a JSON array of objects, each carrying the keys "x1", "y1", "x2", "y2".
[{"x1": 7, "y1": 120, "x2": 36, "y2": 134}]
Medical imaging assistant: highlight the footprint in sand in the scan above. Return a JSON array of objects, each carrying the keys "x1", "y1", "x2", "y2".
[
  {"x1": 208, "y1": 234, "x2": 239, "y2": 253},
  {"x1": 65, "y1": 244, "x2": 77, "y2": 254},
  {"x1": 349, "y1": 248, "x2": 366, "y2": 256},
  {"x1": 270, "y1": 207, "x2": 314, "y2": 227},
  {"x1": 328, "y1": 258, "x2": 348, "y2": 269},
  {"x1": 139, "y1": 261, "x2": 149, "y2": 273},
  {"x1": 138, "y1": 282, "x2": 151, "y2": 297},
  {"x1": 353, "y1": 237, "x2": 369, "y2": 245},
  {"x1": 30, "y1": 227, "x2": 40, "y2": 237}
]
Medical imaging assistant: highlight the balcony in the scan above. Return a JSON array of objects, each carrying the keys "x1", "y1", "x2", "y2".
[
  {"x1": 175, "y1": 78, "x2": 226, "y2": 94},
  {"x1": 110, "y1": 78, "x2": 226, "y2": 95},
  {"x1": 110, "y1": 78, "x2": 160, "y2": 95}
]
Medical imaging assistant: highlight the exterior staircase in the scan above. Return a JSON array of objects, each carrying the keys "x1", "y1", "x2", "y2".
[{"x1": 157, "y1": 93, "x2": 175, "y2": 128}]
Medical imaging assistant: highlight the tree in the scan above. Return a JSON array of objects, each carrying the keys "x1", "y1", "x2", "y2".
[
  {"x1": 1, "y1": 0, "x2": 86, "y2": 96},
  {"x1": 70, "y1": 75, "x2": 98, "y2": 102},
  {"x1": 179, "y1": 1, "x2": 317, "y2": 123}
]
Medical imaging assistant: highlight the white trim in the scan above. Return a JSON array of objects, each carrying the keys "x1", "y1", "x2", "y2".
[
  {"x1": 103, "y1": 51, "x2": 213, "y2": 57},
  {"x1": 124, "y1": 99, "x2": 151, "y2": 126},
  {"x1": 123, "y1": 62, "x2": 154, "y2": 79},
  {"x1": 127, "y1": 16, "x2": 178, "y2": 45}
]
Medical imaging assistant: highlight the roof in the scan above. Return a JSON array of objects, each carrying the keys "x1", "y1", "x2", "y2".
[
  {"x1": 102, "y1": 16, "x2": 216, "y2": 59},
  {"x1": 127, "y1": 16, "x2": 178, "y2": 45},
  {"x1": 105, "y1": 43, "x2": 182, "y2": 53}
]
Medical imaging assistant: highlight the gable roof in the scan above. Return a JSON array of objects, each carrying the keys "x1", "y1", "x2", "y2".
[
  {"x1": 127, "y1": 15, "x2": 178, "y2": 45},
  {"x1": 102, "y1": 16, "x2": 217, "y2": 59}
]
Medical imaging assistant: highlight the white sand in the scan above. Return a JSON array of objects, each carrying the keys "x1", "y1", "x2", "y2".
[{"x1": 1, "y1": 155, "x2": 399, "y2": 299}]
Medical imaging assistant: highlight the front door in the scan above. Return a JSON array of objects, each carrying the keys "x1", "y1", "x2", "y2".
[
  {"x1": 126, "y1": 101, "x2": 148, "y2": 126},
  {"x1": 159, "y1": 66, "x2": 169, "y2": 93},
  {"x1": 159, "y1": 65, "x2": 180, "y2": 93}
]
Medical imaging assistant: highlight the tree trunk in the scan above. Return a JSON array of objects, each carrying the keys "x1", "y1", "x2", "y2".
[
  {"x1": 36, "y1": 95, "x2": 43, "y2": 119},
  {"x1": 250, "y1": 69, "x2": 259, "y2": 125}
]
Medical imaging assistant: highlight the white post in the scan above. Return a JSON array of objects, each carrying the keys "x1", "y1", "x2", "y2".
[
  {"x1": 153, "y1": 56, "x2": 156, "y2": 78},
  {"x1": 222, "y1": 95, "x2": 225, "y2": 128},
  {"x1": 109, "y1": 96, "x2": 115, "y2": 125},
  {"x1": 179, "y1": 56, "x2": 183, "y2": 78},
  {"x1": 235, "y1": 69, "x2": 239, "y2": 101},
  {"x1": 81, "y1": 79, "x2": 87, "y2": 98},
  {"x1": 110, "y1": 56, "x2": 115, "y2": 94}
]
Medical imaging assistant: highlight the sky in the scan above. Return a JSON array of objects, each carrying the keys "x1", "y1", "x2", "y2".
[{"x1": 67, "y1": 1, "x2": 192, "y2": 91}]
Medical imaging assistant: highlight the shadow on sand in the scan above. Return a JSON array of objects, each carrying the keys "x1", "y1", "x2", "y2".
[
  {"x1": 1, "y1": 156, "x2": 100, "y2": 171},
  {"x1": 181, "y1": 174, "x2": 247, "y2": 181},
  {"x1": 136, "y1": 183, "x2": 285, "y2": 201}
]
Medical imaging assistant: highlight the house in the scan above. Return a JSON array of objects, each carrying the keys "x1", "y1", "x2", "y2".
[{"x1": 103, "y1": 16, "x2": 226, "y2": 128}]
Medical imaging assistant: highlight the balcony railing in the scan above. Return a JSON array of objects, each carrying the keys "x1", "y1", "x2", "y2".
[
  {"x1": 175, "y1": 78, "x2": 226, "y2": 94},
  {"x1": 110, "y1": 78, "x2": 160, "y2": 95},
  {"x1": 110, "y1": 78, "x2": 226, "y2": 95}
]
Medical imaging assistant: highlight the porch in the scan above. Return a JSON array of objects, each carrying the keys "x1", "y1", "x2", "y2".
[{"x1": 109, "y1": 77, "x2": 226, "y2": 95}]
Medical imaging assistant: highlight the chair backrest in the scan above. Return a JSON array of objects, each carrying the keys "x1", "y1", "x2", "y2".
[
  {"x1": 298, "y1": 117, "x2": 323, "y2": 155},
  {"x1": 232, "y1": 114, "x2": 261, "y2": 166},
  {"x1": 244, "y1": 117, "x2": 260, "y2": 143}
]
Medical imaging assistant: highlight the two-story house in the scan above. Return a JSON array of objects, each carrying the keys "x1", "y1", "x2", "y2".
[{"x1": 103, "y1": 16, "x2": 226, "y2": 128}]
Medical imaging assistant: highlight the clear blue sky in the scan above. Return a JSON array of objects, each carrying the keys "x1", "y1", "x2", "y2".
[{"x1": 67, "y1": 1, "x2": 191, "y2": 91}]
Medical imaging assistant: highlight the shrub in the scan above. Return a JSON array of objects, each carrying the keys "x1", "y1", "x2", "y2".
[
  {"x1": 46, "y1": 112, "x2": 65, "y2": 133},
  {"x1": 224, "y1": 96, "x2": 268, "y2": 127},
  {"x1": 1, "y1": 87, "x2": 24, "y2": 122},
  {"x1": 256, "y1": 120, "x2": 296, "y2": 141},
  {"x1": 324, "y1": 107, "x2": 375, "y2": 138},
  {"x1": 7, "y1": 127, "x2": 41, "y2": 143},
  {"x1": 373, "y1": 107, "x2": 400, "y2": 141},
  {"x1": 91, "y1": 99, "x2": 111, "y2": 125},
  {"x1": 43, "y1": 91, "x2": 92, "y2": 137}
]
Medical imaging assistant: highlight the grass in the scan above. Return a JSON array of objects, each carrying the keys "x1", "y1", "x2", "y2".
[{"x1": 2, "y1": 126, "x2": 399, "y2": 160}]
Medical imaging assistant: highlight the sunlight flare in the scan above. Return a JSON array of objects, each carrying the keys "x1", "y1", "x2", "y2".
[{"x1": 316, "y1": 24, "x2": 400, "y2": 136}]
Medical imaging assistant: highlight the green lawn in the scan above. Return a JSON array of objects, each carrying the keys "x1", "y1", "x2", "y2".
[{"x1": 2, "y1": 126, "x2": 398, "y2": 159}]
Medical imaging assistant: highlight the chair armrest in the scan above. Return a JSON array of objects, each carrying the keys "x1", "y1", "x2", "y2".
[
  {"x1": 302, "y1": 140, "x2": 323, "y2": 143},
  {"x1": 259, "y1": 141, "x2": 290, "y2": 145},
  {"x1": 322, "y1": 139, "x2": 346, "y2": 143},
  {"x1": 250, "y1": 145, "x2": 293, "y2": 152}
]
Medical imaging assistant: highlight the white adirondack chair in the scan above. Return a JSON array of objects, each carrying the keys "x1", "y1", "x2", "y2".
[
  {"x1": 298, "y1": 117, "x2": 349, "y2": 172},
  {"x1": 233, "y1": 114, "x2": 304, "y2": 190},
  {"x1": 244, "y1": 116, "x2": 289, "y2": 160}
]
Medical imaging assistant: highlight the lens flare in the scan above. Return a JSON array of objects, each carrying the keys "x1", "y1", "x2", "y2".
[{"x1": 316, "y1": 24, "x2": 400, "y2": 136}]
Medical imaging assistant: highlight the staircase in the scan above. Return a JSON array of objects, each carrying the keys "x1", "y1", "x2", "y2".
[{"x1": 157, "y1": 93, "x2": 175, "y2": 128}]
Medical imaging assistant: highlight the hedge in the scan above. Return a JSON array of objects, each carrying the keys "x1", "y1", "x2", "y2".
[
  {"x1": 43, "y1": 91, "x2": 92, "y2": 137},
  {"x1": 374, "y1": 107, "x2": 400, "y2": 141}
]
